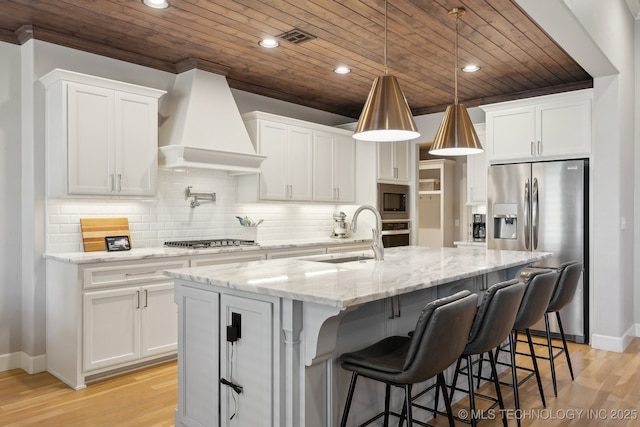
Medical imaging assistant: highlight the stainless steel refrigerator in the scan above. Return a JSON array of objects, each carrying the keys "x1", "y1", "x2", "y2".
[{"x1": 487, "y1": 159, "x2": 588, "y2": 343}]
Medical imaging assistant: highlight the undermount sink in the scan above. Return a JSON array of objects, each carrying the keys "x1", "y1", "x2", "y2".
[{"x1": 311, "y1": 255, "x2": 374, "y2": 264}]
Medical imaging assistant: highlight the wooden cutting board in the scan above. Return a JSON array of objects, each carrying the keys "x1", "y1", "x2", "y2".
[{"x1": 80, "y1": 218, "x2": 130, "y2": 252}]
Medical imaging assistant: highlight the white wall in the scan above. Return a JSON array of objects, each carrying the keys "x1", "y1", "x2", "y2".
[{"x1": 0, "y1": 42, "x2": 23, "y2": 369}]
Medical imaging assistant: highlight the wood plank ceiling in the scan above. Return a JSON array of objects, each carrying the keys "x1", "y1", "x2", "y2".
[{"x1": 0, "y1": 0, "x2": 592, "y2": 119}]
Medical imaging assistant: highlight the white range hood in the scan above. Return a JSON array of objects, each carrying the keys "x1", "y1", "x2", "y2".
[{"x1": 159, "y1": 69, "x2": 266, "y2": 174}]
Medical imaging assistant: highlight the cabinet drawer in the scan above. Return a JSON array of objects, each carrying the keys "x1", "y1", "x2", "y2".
[
  {"x1": 83, "y1": 260, "x2": 189, "y2": 289},
  {"x1": 190, "y1": 252, "x2": 266, "y2": 267}
]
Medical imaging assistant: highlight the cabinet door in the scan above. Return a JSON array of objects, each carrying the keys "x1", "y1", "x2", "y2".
[
  {"x1": 312, "y1": 131, "x2": 335, "y2": 202},
  {"x1": 287, "y1": 125, "x2": 313, "y2": 200},
  {"x1": 258, "y1": 121, "x2": 289, "y2": 200},
  {"x1": 83, "y1": 286, "x2": 140, "y2": 371},
  {"x1": 377, "y1": 142, "x2": 395, "y2": 181},
  {"x1": 466, "y1": 124, "x2": 487, "y2": 205},
  {"x1": 67, "y1": 83, "x2": 115, "y2": 195},
  {"x1": 377, "y1": 141, "x2": 409, "y2": 183},
  {"x1": 175, "y1": 285, "x2": 220, "y2": 427},
  {"x1": 466, "y1": 151, "x2": 487, "y2": 205},
  {"x1": 115, "y1": 92, "x2": 158, "y2": 196},
  {"x1": 220, "y1": 295, "x2": 273, "y2": 427},
  {"x1": 140, "y1": 282, "x2": 177, "y2": 357},
  {"x1": 334, "y1": 135, "x2": 356, "y2": 202},
  {"x1": 537, "y1": 98, "x2": 591, "y2": 158},
  {"x1": 486, "y1": 107, "x2": 536, "y2": 162},
  {"x1": 393, "y1": 141, "x2": 410, "y2": 183}
]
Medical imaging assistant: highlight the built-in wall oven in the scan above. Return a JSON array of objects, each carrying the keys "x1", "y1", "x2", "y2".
[{"x1": 378, "y1": 183, "x2": 411, "y2": 247}]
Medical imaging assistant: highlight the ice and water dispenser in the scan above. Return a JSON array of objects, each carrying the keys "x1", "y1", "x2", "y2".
[{"x1": 492, "y1": 204, "x2": 517, "y2": 239}]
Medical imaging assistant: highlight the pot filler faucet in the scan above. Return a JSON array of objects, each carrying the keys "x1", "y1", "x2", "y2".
[{"x1": 350, "y1": 205, "x2": 384, "y2": 261}]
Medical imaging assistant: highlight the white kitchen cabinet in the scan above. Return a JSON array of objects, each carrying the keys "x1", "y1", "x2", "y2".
[
  {"x1": 175, "y1": 285, "x2": 220, "y2": 426},
  {"x1": 83, "y1": 286, "x2": 140, "y2": 371},
  {"x1": 377, "y1": 140, "x2": 410, "y2": 183},
  {"x1": 190, "y1": 251, "x2": 267, "y2": 267},
  {"x1": 466, "y1": 123, "x2": 487, "y2": 205},
  {"x1": 244, "y1": 114, "x2": 313, "y2": 201},
  {"x1": 482, "y1": 89, "x2": 592, "y2": 163},
  {"x1": 40, "y1": 69, "x2": 165, "y2": 197},
  {"x1": 312, "y1": 130, "x2": 355, "y2": 202},
  {"x1": 46, "y1": 258, "x2": 188, "y2": 389},
  {"x1": 175, "y1": 282, "x2": 280, "y2": 427},
  {"x1": 417, "y1": 159, "x2": 455, "y2": 247},
  {"x1": 83, "y1": 282, "x2": 176, "y2": 371},
  {"x1": 219, "y1": 294, "x2": 274, "y2": 426}
]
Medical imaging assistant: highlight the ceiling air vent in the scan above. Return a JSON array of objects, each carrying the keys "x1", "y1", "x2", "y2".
[{"x1": 277, "y1": 29, "x2": 317, "y2": 44}]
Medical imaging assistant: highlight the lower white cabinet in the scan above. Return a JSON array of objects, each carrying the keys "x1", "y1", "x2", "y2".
[
  {"x1": 46, "y1": 258, "x2": 188, "y2": 389},
  {"x1": 175, "y1": 283, "x2": 279, "y2": 427},
  {"x1": 83, "y1": 282, "x2": 177, "y2": 372}
]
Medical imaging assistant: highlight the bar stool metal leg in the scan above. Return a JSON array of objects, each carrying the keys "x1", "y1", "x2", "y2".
[
  {"x1": 526, "y1": 328, "x2": 546, "y2": 408},
  {"x1": 340, "y1": 372, "x2": 358, "y2": 427},
  {"x1": 557, "y1": 312, "x2": 574, "y2": 380},
  {"x1": 488, "y1": 351, "x2": 508, "y2": 427},
  {"x1": 544, "y1": 313, "x2": 558, "y2": 397}
]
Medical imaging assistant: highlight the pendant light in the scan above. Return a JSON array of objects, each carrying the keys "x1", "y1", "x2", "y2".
[
  {"x1": 429, "y1": 8, "x2": 483, "y2": 156},
  {"x1": 353, "y1": 0, "x2": 420, "y2": 142}
]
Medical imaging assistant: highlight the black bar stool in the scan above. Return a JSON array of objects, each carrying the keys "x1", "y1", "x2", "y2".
[
  {"x1": 494, "y1": 270, "x2": 558, "y2": 427},
  {"x1": 542, "y1": 261, "x2": 583, "y2": 396},
  {"x1": 338, "y1": 290, "x2": 478, "y2": 427},
  {"x1": 446, "y1": 279, "x2": 526, "y2": 427}
]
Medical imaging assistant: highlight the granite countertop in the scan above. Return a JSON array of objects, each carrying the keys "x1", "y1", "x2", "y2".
[
  {"x1": 164, "y1": 246, "x2": 552, "y2": 309},
  {"x1": 43, "y1": 237, "x2": 371, "y2": 264}
]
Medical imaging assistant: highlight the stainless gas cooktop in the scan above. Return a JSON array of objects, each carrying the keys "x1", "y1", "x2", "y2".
[{"x1": 164, "y1": 239, "x2": 258, "y2": 249}]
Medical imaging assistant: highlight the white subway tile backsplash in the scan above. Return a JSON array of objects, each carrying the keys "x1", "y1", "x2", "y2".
[{"x1": 45, "y1": 169, "x2": 349, "y2": 253}]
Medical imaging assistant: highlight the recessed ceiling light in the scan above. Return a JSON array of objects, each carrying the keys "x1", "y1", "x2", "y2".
[
  {"x1": 142, "y1": 0, "x2": 169, "y2": 9},
  {"x1": 334, "y1": 66, "x2": 351, "y2": 75},
  {"x1": 259, "y1": 38, "x2": 280, "y2": 48},
  {"x1": 462, "y1": 64, "x2": 480, "y2": 73}
]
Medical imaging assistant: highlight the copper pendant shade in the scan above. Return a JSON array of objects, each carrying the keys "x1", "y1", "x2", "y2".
[
  {"x1": 352, "y1": 0, "x2": 419, "y2": 142},
  {"x1": 430, "y1": 7, "x2": 483, "y2": 156},
  {"x1": 353, "y1": 74, "x2": 420, "y2": 142}
]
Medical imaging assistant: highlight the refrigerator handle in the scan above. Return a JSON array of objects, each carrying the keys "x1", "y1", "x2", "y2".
[
  {"x1": 532, "y1": 177, "x2": 539, "y2": 249},
  {"x1": 524, "y1": 179, "x2": 530, "y2": 250}
]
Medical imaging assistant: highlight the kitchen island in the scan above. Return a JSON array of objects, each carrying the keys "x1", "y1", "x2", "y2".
[{"x1": 165, "y1": 246, "x2": 550, "y2": 427}]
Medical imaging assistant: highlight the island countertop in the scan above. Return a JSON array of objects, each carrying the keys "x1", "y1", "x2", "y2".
[{"x1": 164, "y1": 246, "x2": 551, "y2": 309}]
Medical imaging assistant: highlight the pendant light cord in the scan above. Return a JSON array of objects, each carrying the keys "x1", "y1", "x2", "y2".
[
  {"x1": 383, "y1": 0, "x2": 388, "y2": 75},
  {"x1": 454, "y1": 9, "x2": 459, "y2": 105}
]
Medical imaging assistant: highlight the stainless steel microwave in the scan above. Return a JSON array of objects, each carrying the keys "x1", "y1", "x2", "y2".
[{"x1": 377, "y1": 183, "x2": 410, "y2": 220}]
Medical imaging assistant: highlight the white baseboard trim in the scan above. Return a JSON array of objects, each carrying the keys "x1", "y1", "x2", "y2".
[
  {"x1": 634, "y1": 323, "x2": 640, "y2": 337},
  {"x1": 0, "y1": 351, "x2": 47, "y2": 374},
  {"x1": 591, "y1": 324, "x2": 636, "y2": 352},
  {"x1": 0, "y1": 352, "x2": 22, "y2": 372},
  {"x1": 21, "y1": 352, "x2": 47, "y2": 374}
]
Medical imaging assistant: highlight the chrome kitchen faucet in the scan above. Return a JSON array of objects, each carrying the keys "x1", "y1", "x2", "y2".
[{"x1": 350, "y1": 205, "x2": 384, "y2": 261}]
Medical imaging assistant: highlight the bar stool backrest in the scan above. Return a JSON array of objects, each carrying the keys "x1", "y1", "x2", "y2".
[
  {"x1": 513, "y1": 270, "x2": 558, "y2": 330},
  {"x1": 464, "y1": 280, "x2": 526, "y2": 355},
  {"x1": 399, "y1": 290, "x2": 478, "y2": 384},
  {"x1": 547, "y1": 262, "x2": 583, "y2": 313}
]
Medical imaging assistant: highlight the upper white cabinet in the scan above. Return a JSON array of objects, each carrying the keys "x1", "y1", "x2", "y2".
[
  {"x1": 40, "y1": 69, "x2": 165, "y2": 197},
  {"x1": 377, "y1": 141, "x2": 410, "y2": 183},
  {"x1": 242, "y1": 111, "x2": 355, "y2": 202},
  {"x1": 466, "y1": 123, "x2": 487, "y2": 205},
  {"x1": 312, "y1": 130, "x2": 355, "y2": 202},
  {"x1": 482, "y1": 89, "x2": 592, "y2": 164}
]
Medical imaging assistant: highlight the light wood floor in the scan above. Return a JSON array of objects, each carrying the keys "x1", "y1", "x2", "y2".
[{"x1": 1, "y1": 338, "x2": 640, "y2": 426}]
